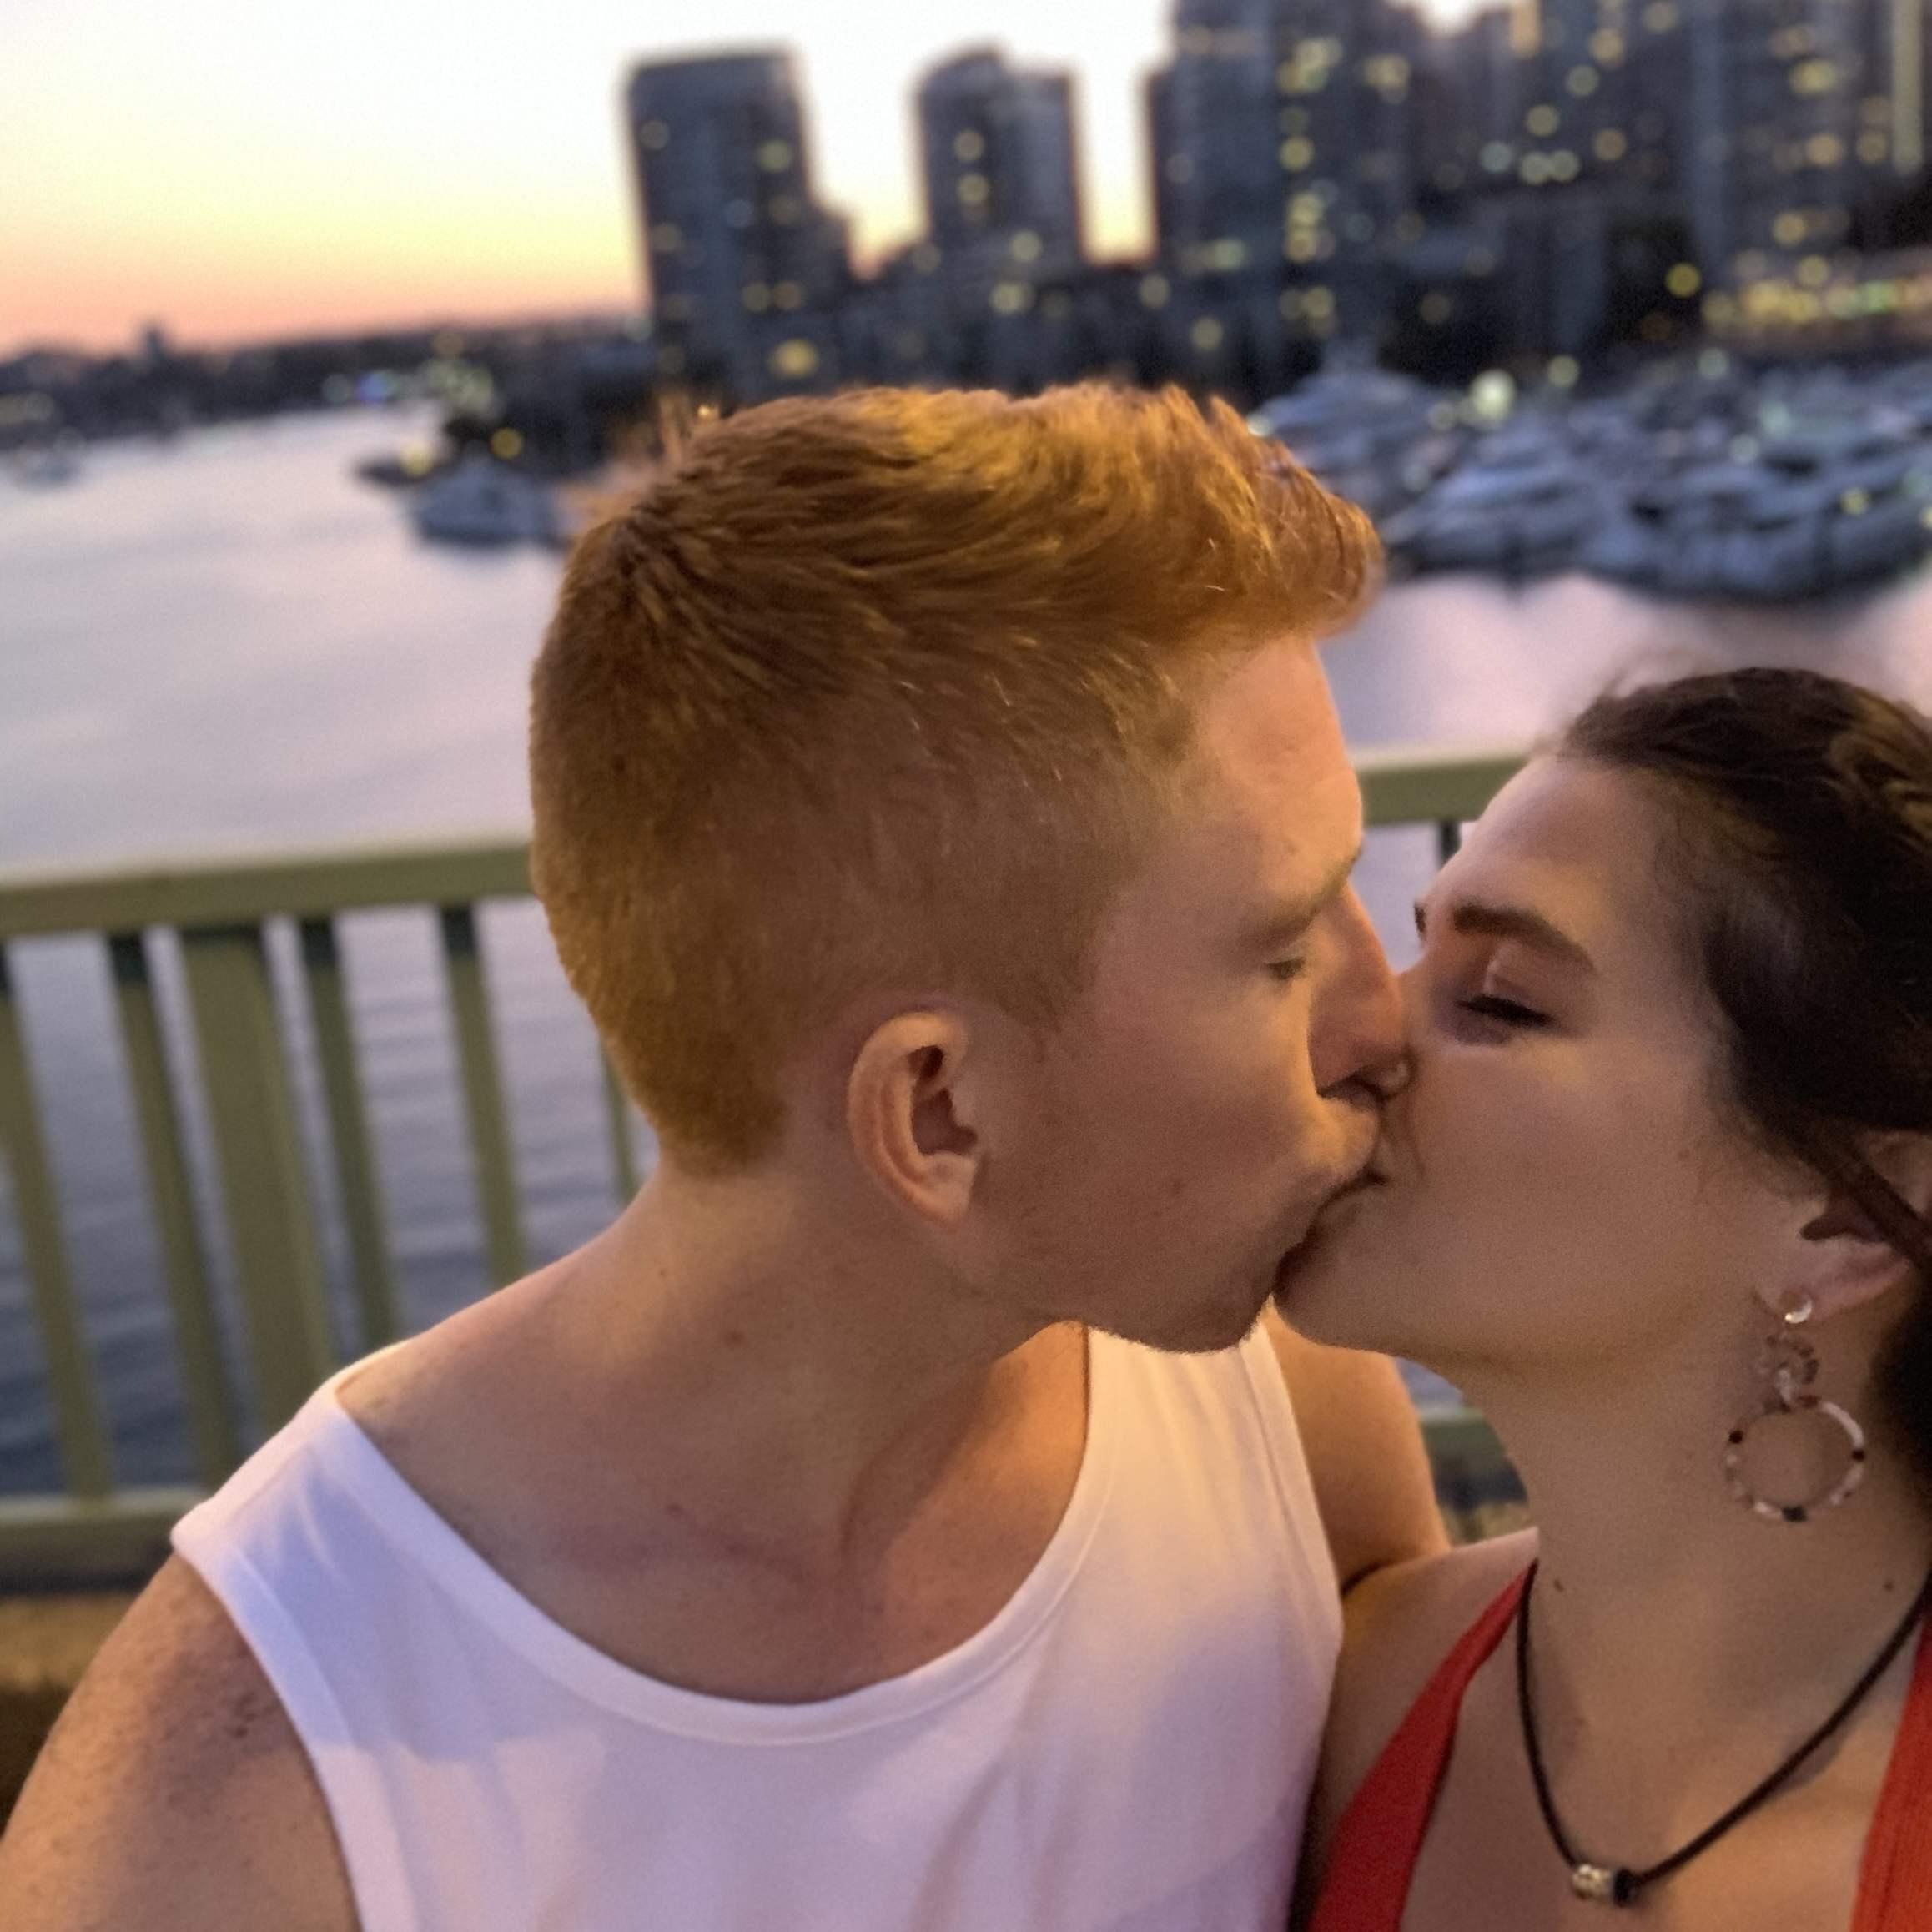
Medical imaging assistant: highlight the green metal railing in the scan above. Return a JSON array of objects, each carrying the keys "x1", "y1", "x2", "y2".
[{"x1": 0, "y1": 745, "x2": 1526, "y2": 1582}]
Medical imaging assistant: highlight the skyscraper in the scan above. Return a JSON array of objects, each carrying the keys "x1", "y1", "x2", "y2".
[
  {"x1": 917, "y1": 48, "x2": 1084, "y2": 296},
  {"x1": 1149, "y1": 0, "x2": 1418, "y2": 278},
  {"x1": 1685, "y1": 0, "x2": 1863, "y2": 274},
  {"x1": 626, "y1": 51, "x2": 851, "y2": 395},
  {"x1": 1498, "y1": 0, "x2": 1688, "y2": 196}
]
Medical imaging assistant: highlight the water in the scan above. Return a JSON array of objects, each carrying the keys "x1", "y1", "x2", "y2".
[{"x1": 4, "y1": 406, "x2": 1932, "y2": 1489}]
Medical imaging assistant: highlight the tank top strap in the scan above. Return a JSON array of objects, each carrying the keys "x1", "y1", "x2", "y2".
[
  {"x1": 1307, "y1": 1567, "x2": 1532, "y2": 1932},
  {"x1": 1854, "y1": 1619, "x2": 1932, "y2": 1931}
]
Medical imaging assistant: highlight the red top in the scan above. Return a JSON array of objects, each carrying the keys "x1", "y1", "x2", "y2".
[{"x1": 1307, "y1": 1568, "x2": 1932, "y2": 1932}]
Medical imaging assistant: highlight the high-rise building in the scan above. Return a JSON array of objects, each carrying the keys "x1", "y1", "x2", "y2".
[
  {"x1": 1685, "y1": 1, "x2": 1864, "y2": 274},
  {"x1": 918, "y1": 48, "x2": 1084, "y2": 298},
  {"x1": 1849, "y1": 0, "x2": 1931, "y2": 182},
  {"x1": 625, "y1": 51, "x2": 851, "y2": 395},
  {"x1": 1149, "y1": 0, "x2": 1419, "y2": 279},
  {"x1": 1498, "y1": 0, "x2": 1688, "y2": 197}
]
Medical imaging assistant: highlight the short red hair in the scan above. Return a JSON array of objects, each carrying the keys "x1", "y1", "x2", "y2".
[{"x1": 530, "y1": 382, "x2": 1378, "y2": 1170}]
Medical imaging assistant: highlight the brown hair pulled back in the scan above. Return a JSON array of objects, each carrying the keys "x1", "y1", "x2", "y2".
[{"x1": 1561, "y1": 667, "x2": 1932, "y2": 1492}]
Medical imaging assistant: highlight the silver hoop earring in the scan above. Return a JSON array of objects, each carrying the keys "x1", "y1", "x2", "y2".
[{"x1": 1723, "y1": 1291, "x2": 1867, "y2": 1525}]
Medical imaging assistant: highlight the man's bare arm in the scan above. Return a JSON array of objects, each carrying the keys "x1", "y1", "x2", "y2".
[
  {"x1": 1262, "y1": 1308, "x2": 1448, "y2": 1593},
  {"x1": 0, "y1": 1556, "x2": 357, "y2": 1931}
]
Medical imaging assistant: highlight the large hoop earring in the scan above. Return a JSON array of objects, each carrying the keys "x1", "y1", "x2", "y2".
[{"x1": 1723, "y1": 1291, "x2": 1867, "y2": 1525}]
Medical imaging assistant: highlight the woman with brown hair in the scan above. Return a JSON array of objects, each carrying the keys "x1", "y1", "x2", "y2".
[{"x1": 1289, "y1": 667, "x2": 1932, "y2": 1929}]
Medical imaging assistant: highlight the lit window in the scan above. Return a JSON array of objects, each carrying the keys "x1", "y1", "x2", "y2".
[
  {"x1": 1807, "y1": 133, "x2": 1844, "y2": 167},
  {"x1": 640, "y1": 120, "x2": 670, "y2": 152},
  {"x1": 989, "y1": 282, "x2": 1032, "y2": 314},
  {"x1": 490, "y1": 428, "x2": 523, "y2": 460},
  {"x1": 757, "y1": 140, "x2": 795, "y2": 173},
  {"x1": 1521, "y1": 153, "x2": 1552, "y2": 185},
  {"x1": 768, "y1": 339, "x2": 818, "y2": 380},
  {"x1": 1550, "y1": 150, "x2": 1579, "y2": 182},
  {"x1": 953, "y1": 129, "x2": 985, "y2": 163},
  {"x1": 1291, "y1": 191, "x2": 1324, "y2": 224},
  {"x1": 1288, "y1": 229, "x2": 1321, "y2": 262},
  {"x1": 1140, "y1": 273, "x2": 1171, "y2": 308},
  {"x1": 1666, "y1": 262, "x2": 1702, "y2": 298},
  {"x1": 1481, "y1": 140, "x2": 1515, "y2": 172},
  {"x1": 958, "y1": 173, "x2": 991, "y2": 206},
  {"x1": 1548, "y1": 355, "x2": 1581, "y2": 388},
  {"x1": 1190, "y1": 317, "x2": 1225, "y2": 351},
  {"x1": 1526, "y1": 104, "x2": 1560, "y2": 138},
  {"x1": 1797, "y1": 254, "x2": 1830, "y2": 288},
  {"x1": 1590, "y1": 29, "x2": 1626, "y2": 63},
  {"x1": 1772, "y1": 210, "x2": 1808, "y2": 247},
  {"x1": 1641, "y1": 2, "x2": 1678, "y2": 30},
  {"x1": 1859, "y1": 132, "x2": 1889, "y2": 164},
  {"x1": 1280, "y1": 137, "x2": 1316, "y2": 170},
  {"x1": 1011, "y1": 229, "x2": 1044, "y2": 261},
  {"x1": 773, "y1": 281, "x2": 804, "y2": 309},
  {"x1": 1596, "y1": 128, "x2": 1629, "y2": 162},
  {"x1": 1304, "y1": 287, "x2": 1336, "y2": 319},
  {"x1": 1567, "y1": 67, "x2": 1599, "y2": 98}
]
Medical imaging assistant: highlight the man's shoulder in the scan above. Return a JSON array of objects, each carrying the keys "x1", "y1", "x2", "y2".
[{"x1": 0, "y1": 1556, "x2": 356, "y2": 1930}]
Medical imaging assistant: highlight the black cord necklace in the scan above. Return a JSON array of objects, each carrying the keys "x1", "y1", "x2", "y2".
[{"x1": 1514, "y1": 1557, "x2": 1932, "y2": 1909}]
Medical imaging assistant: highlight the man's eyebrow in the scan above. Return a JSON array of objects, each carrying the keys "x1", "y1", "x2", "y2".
[
  {"x1": 1246, "y1": 840, "x2": 1363, "y2": 948},
  {"x1": 1413, "y1": 897, "x2": 1597, "y2": 974}
]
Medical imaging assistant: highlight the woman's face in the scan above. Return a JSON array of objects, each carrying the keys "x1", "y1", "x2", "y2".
[{"x1": 1275, "y1": 756, "x2": 1810, "y2": 1381}]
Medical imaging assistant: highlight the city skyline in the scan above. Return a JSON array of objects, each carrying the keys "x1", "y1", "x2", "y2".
[{"x1": 10, "y1": 0, "x2": 1493, "y2": 355}]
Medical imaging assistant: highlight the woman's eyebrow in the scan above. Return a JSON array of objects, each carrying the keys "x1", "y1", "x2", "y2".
[{"x1": 1413, "y1": 898, "x2": 1597, "y2": 974}]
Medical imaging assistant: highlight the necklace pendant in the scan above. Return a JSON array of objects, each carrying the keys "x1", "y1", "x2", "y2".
[{"x1": 1571, "y1": 1864, "x2": 1633, "y2": 1905}]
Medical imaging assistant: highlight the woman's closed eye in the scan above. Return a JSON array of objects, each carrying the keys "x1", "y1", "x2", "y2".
[{"x1": 1457, "y1": 991, "x2": 1551, "y2": 1029}]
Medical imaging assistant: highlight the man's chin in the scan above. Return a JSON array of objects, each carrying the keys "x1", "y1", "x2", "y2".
[{"x1": 1271, "y1": 1175, "x2": 1382, "y2": 1306}]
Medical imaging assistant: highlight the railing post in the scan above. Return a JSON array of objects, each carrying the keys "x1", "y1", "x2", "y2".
[
  {"x1": 299, "y1": 918, "x2": 401, "y2": 1351},
  {"x1": 438, "y1": 904, "x2": 526, "y2": 1287},
  {"x1": 0, "y1": 944, "x2": 114, "y2": 1499},
  {"x1": 601, "y1": 1051, "x2": 641, "y2": 1203},
  {"x1": 181, "y1": 923, "x2": 336, "y2": 1431},
  {"x1": 108, "y1": 932, "x2": 240, "y2": 1486}
]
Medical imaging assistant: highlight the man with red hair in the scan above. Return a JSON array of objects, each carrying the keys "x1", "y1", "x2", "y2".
[{"x1": 5, "y1": 385, "x2": 1443, "y2": 1929}]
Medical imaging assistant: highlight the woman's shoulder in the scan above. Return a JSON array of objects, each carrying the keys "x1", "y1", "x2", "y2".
[{"x1": 1306, "y1": 1527, "x2": 1537, "y2": 1883}]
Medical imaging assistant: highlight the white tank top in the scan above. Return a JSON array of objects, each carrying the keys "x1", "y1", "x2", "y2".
[{"x1": 173, "y1": 1324, "x2": 1341, "y2": 1932}]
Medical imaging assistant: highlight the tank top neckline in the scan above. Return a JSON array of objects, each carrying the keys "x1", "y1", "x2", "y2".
[
  {"x1": 1310, "y1": 1564, "x2": 1932, "y2": 1930},
  {"x1": 297, "y1": 1327, "x2": 1118, "y2": 1745}
]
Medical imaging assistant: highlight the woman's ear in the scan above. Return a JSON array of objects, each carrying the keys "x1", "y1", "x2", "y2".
[
  {"x1": 1787, "y1": 1133, "x2": 1932, "y2": 1322},
  {"x1": 845, "y1": 1010, "x2": 983, "y2": 1227}
]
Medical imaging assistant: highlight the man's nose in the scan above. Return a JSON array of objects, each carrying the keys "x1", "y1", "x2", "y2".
[{"x1": 1312, "y1": 888, "x2": 1411, "y2": 1101}]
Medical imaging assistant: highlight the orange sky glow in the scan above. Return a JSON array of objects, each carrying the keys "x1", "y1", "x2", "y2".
[{"x1": 7, "y1": 0, "x2": 1496, "y2": 356}]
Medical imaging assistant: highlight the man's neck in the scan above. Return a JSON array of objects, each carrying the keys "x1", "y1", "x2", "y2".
[{"x1": 505, "y1": 1163, "x2": 1069, "y2": 1581}]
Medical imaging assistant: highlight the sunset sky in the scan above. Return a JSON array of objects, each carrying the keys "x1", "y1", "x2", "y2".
[{"x1": 8, "y1": 0, "x2": 1498, "y2": 355}]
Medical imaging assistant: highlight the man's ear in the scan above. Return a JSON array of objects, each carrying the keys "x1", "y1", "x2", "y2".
[
  {"x1": 1786, "y1": 1133, "x2": 1932, "y2": 1322},
  {"x1": 846, "y1": 1010, "x2": 983, "y2": 1227}
]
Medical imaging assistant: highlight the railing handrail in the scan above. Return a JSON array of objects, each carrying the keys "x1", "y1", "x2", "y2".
[
  {"x1": 0, "y1": 741, "x2": 1527, "y2": 942},
  {"x1": 0, "y1": 831, "x2": 533, "y2": 941}
]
